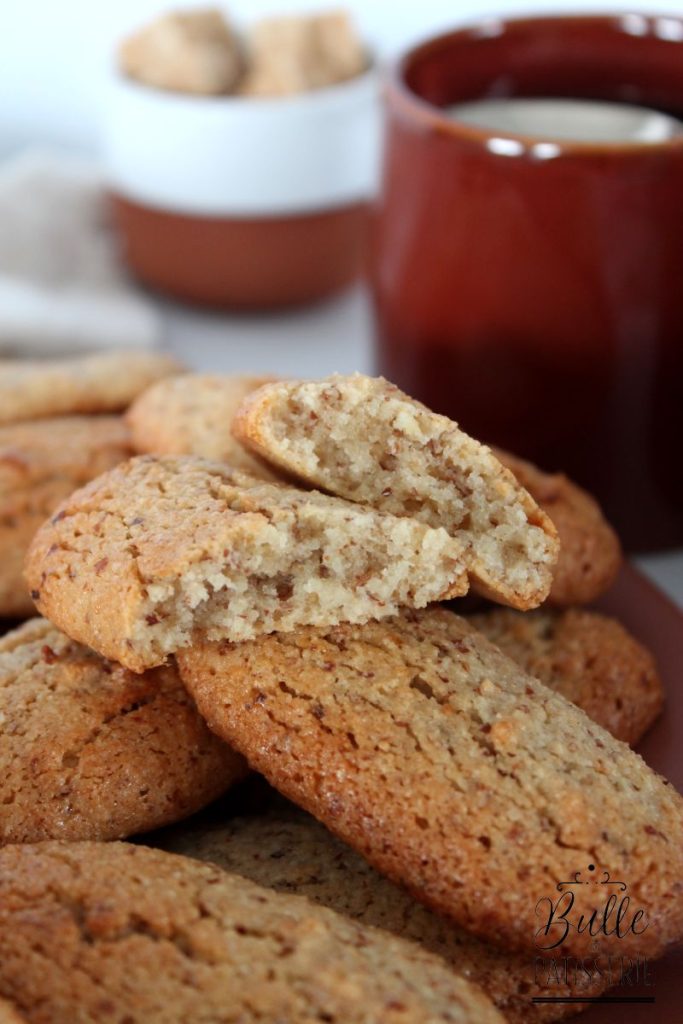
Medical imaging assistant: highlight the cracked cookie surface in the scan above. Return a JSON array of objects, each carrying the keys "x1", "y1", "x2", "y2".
[
  {"x1": 0, "y1": 841, "x2": 504, "y2": 1024},
  {"x1": 159, "y1": 797, "x2": 611, "y2": 1023},
  {"x1": 0, "y1": 619, "x2": 245, "y2": 843},
  {"x1": 177, "y1": 607, "x2": 683, "y2": 959}
]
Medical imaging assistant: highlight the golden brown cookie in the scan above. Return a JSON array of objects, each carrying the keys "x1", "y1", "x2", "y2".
[
  {"x1": 233, "y1": 374, "x2": 559, "y2": 610},
  {"x1": 127, "y1": 373, "x2": 281, "y2": 479},
  {"x1": 0, "y1": 415, "x2": 132, "y2": 617},
  {"x1": 0, "y1": 841, "x2": 504, "y2": 1024},
  {"x1": 119, "y1": 8, "x2": 243, "y2": 95},
  {"x1": 0, "y1": 618, "x2": 245, "y2": 844},
  {"x1": 0, "y1": 350, "x2": 182, "y2": 425},
  {"x1": 494, "y1": 449, "x2": 621, "y2": 606},
  {"x1": 177, "y1": 607, "x2": 683, "y2": 960},
  {"x1": 25, "y1": 455, "x2": 468, "y2": 672},
  {"x1": 160, "y1": 799, "x2": 610, "y2": 1023},
  {"x1": 0, "y1": 998, "x2": 25, "y2": 1024},
  {"x1": 469, "y1": 607, "x2": 663, "y2": 744},
  {"x1": 240, "y1": 11, "x2": 367, "y2": 96}
]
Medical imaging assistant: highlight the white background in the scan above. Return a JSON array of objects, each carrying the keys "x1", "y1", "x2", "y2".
[{"x1": 1, "y1": 0, "x2": 679, "y2": 156}]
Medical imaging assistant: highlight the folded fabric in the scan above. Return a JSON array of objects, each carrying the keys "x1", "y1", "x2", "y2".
[{"x1": 0, "y1": 149, "x2": 160, "y2": 355}]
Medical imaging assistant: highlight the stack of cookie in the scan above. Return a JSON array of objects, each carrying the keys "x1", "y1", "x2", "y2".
[
  {"x1": 0, "y1": 351, "x2": 181, "y2": 618},
  {"x1": 0, "y1": 364, "x2": 681, "y2": 1023}
]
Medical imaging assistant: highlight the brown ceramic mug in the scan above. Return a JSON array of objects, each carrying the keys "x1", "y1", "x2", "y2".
[{"x1": 372, "y1": 13, "x2": 683, "y2": 551}]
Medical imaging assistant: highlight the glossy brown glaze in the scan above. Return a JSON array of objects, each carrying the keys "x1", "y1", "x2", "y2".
[
  {"x1": 111, "y1": 194, "x2": 370, "y2": 308},
  {"x1": 372, "y1": 15, "x2": 683, "y2": 551}
]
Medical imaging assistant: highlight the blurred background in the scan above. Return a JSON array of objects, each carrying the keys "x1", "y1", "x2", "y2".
[
  {"x1": 1, "y1": 1, "x2": 682, "y2": 580},
  {"x1": 1, "y1": 0, "x2": 676, "y2": 157}
]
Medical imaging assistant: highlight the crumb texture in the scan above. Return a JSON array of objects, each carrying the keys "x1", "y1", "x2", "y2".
[
  {"x1": 127, "y1": 373, "x2": 280, "y2": 479},
  {"x1": 495, "y1": 449, "x2": 621, "y2": 606},
  {"x1": 0, "y1": 618, "x2": 245, "y2": 843},
  {"x1": 25, "y1": 455, "x2": 467, "y2": 672},
  {"x1": 0, "y1": 351, "x2": 182, "y2": 425},
  {"x1": 0, "y1": 841, "x2": 504, "y2": 1024},
  {"x1": 470, "y1": 608, "x2": 663, "y2": 744},
  {"x1": 178, "y1": 607, "x2": 683, "y2": 959},
  {"x1": 160, "y1": 798, "x2": 610, "y2": 1023},
  {"x1": 0, "y1": 416, "x2": 131, "y2": 617},
  {"x1": 233, "y1": 374, "x2": 558, "y2": 610}
]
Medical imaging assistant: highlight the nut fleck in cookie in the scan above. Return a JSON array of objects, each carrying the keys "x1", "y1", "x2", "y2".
[
  {"x1": 0, "y1": 618, "x2": 245, "y2": 844},
  {"x1": 127, "y1": 373, "x2": 281, "y2": 480},
  {"x1": 233, "y1": 374, "x2": 559, "y2": 610},
  {"x1": 26, "y1": 455, "x2": 468, "y2": 672},
  {"x1": 469, "y1": 608, "x2": 663, "y2": 745},
  {"x1": 177, "y1": 607, "x2": 683, "y2": 960},
  {"x1": 0, "y1": 415, "x2": 132, "y2": 617},
  {"x1": 160, "y1": 799, "x2": 610, "y2": 1023},
  {"x1": 0, "y1": 841, "x2": 504, "y2": 1024},
  {"x1": 0, "y1": 350, "x2": 182, "y2": 425},
  {"x1": 494, "y1": 449, "x2": 621, "y2": 606}
]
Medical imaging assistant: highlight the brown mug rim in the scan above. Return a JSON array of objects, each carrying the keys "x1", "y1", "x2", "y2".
[{"x1": 387, "y1": 11, "x2": 683, "y2": 156}]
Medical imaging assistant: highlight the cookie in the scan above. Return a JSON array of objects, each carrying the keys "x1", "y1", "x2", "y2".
[
  {"x1": 160, "y1": 799, "x2": 610, "y2": 1023},
  {"x1": 0, "y1": 415, "x2": 132, "y2": 617},
  {"x1": 240, "y1": 11, "x2": 367, "y2": 96},
  {"x1": 0, "y1": 841, "x2": 504, "y2": 1024},
  {"x1": 0, "y1": 350, "x2": 182, "y2": 425},
  {"x1": 119, "y1": 8, "x2": 242, "y2": 96},
  {"x1": 233, "y1": 374, "x2": 559, "y2": 610},
  {"x1": 127, "y1": 373, "x2": 281, "y2": 480},
  {"x1": 0, "y1": 618, "x2": 246, "y2": 844},
  {"x1": 177, "y1": 607, "x2": 683, "y2": 959},
  {"x1": 25, "y1": 455, "x2": 468, "y2": 672},
  {"x1": 469, "y1": 607, "x2": 663, "y2": 744},
  {"x1": 494, "y1": 449, "x2": 621, "y2": 606},
  {"x1": 0, "y1": 999, "x2": 25, "y2": 1024}
]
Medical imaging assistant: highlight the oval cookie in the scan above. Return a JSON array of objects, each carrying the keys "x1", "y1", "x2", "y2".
[
  {"x1": 160, "y1": 799, "x2": 611, "y2": 1023},
  {"x1": 0, "y1": 841, "x2": 504, "y2": 1024},
  {"x1": 469, "y1": 607, "x2": 663, "y2": 744},
  {"x1": 177, "y1": 607, "x2": 683, "y2": 959},
  {"x1": 0, "y1": 618, "x2": 245, "y2": 843}
]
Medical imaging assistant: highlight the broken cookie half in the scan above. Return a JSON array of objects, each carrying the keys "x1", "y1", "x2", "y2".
[
  {"x1": 25, "y1": 455, "x2": 468, "y2": 672},
  {"x1": 233, "y1": 374, "x2": 559, "y2": 609}
]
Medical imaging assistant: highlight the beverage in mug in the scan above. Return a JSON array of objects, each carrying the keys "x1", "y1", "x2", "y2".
[{"x1": 372, "y1": 15, "x2": 683, "y2": 551}]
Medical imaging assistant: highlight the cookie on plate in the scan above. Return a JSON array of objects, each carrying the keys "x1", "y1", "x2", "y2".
[
  {"x1": 127, "y1": 373, "x2": 281, "y2": 479},
  {"x1": 494, "y1": 449, "x2": 621, "y2": 606},
  {"x1": 160, "y1": 798, "x2": 610, "y2": 1023},
  {"x1": 0, "y1": 350, "x2": 182, "y2": 425},
  {"x1": 469, "y1": 607, "x2": 663, "y2": 744},
  {"x1": 0, "y1": 618, "x2": 246, "y2": 844},
  {"x1": 0, "y1": 415, "x2": 132, "y2": 617},
  {"x1": 0, "y1": 841, "x2": 504, "y2": 1024},
  {"x1": 177, "y1": 607, "x2": 683, "y2": 959},
  {"x1": 233, "y1": 374, "x2": 559, "y2": 610},
  {"x1": 25, "y1": 455, "x2": 469, "y2": 672}
]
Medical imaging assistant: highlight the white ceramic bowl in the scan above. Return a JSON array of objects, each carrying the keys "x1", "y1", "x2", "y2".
[{"x1": 102, "y1": 67, "x2": 381, "y2": 307}]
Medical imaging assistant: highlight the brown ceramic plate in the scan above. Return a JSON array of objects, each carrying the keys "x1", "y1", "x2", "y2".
[{"x1": 575, "y1": 563, "x2": 682, "y2": 1023}]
